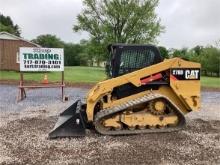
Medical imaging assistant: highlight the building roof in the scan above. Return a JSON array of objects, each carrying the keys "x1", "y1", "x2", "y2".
[{"x1": 0, "y1": 31, "x2": 41, "y2": 47}]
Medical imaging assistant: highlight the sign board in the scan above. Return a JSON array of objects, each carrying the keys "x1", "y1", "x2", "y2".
[{"x1": 19, "y1": 47, "x2": 64, "y2": 71}]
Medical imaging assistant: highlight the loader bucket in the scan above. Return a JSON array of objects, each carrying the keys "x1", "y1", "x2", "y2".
[{"x1": 49, "y1": 100, "x2": 86, "y2": 138}]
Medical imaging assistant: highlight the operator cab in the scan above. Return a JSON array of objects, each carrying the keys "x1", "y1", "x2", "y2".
[{"x1": 106, "y1": 44, "x2": 163, "y2": 78}]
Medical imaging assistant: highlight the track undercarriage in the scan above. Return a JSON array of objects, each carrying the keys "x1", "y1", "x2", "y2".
[{"x1": 94, "y1": 92, "x2": 186, "y2": 135}]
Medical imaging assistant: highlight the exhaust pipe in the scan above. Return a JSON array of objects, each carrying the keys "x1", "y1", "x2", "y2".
[{"x1": 49, "y1": 100, "x2": 87, "y2": 138}]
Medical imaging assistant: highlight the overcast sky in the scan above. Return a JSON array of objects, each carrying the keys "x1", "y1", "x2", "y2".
[{"x1": 0, "y1": 0, "x2": 219, "y2": 48}]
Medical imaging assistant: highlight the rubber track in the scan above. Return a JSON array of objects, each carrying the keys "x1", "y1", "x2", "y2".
[{"x1": 94, "y1": 92, "x2": 186, "y2": 135}]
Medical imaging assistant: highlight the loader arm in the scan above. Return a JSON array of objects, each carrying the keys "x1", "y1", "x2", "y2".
[{"x1": 86, "y1": 57, "x2": 201, "y2": 121}]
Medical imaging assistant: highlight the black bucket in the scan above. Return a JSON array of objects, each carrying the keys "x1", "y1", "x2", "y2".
[{"x1": 49, "y1": 100, "x2": 86, "y2": 138}]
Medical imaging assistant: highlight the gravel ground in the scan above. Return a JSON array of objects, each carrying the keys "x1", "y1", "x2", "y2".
[{"x1": 0, "y1": 84, "x2": 219, "y2": 165}]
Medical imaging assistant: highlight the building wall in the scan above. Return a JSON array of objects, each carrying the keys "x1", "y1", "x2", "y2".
[
  {"x1": 0, "y1": 39, "x2": 38, "y2": 71},
  {"x1": 0, "y1": 40, "x2": 3, "y2": 69}
]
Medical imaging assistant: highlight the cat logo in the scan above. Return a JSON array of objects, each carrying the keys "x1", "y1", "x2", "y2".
[
  {"x1": 171, "y1": 68, "x2": 200, "y2": 80},
  {"x1": 185, "y1": 69, "x2": 199, "y2": 79}
]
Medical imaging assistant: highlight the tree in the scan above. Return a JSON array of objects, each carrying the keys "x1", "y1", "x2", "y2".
[
  {"x1": 86, "y1": 39, "x2": 107, "y2": 66},
  {"x1": 158, "y1": 46, "x2": 169, "y2": 58},
  {"x1": 172, "y1": 48, "x2": 189, "y2": 60},
  {"x1": 192, "y1": 45, "x2": 203, "y2": 56},
  {"x1": 31, "y1": 34, "x2": 64, "y2": 48},
  {"x1": 0, "y1": 14, "x2": 21, "y2": 36},
  {"x1": 64, "y1": 43, "x2": 83, "y2": 66},
  {"x1": 200, "y1": 47, "x2": 220, "y2": 76},
  {"x1": 74, "y1": 0, "x2": 164, "y2": 60},
  {"x1": 76, "y1": 39, "x2": 106, "y2": 66}
]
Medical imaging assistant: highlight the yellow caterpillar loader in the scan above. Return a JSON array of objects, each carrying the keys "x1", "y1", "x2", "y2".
[{"x1": 49, "y1": 44, "x2": 200, "y2": 138}]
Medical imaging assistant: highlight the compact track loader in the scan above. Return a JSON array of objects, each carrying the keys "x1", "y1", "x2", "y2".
[{"x1": 49, "y1": 44, "x2": 200, "y2": 138}]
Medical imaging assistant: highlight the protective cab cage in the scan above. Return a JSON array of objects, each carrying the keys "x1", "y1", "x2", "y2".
[{"x1": 105, "y1": 44, "x2": 163, "y2": 78}]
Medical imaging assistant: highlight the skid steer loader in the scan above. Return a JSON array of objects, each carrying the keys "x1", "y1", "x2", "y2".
[{"x1": 49, "y1": 44, "x2": 200, "y2": 138}]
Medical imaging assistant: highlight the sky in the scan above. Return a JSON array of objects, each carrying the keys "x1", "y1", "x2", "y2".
[{"x1": 0, "y1": 0, "x2": 220, "y2": 49}]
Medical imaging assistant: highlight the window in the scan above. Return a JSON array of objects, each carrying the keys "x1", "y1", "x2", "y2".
[{"x1": 119, "y1": 49, "x2": 155, "y2": 75}]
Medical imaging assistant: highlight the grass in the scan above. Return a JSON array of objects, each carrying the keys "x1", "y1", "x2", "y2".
[
  {"x1": 201, "y1": 76, "x2": 220, "y2": 88},
  {"x1": 0, "y1": 67, "x2": 219, "y2": 88},
  {"x1": 0, "y1": 66, "x2": 106, "y2": 83}
]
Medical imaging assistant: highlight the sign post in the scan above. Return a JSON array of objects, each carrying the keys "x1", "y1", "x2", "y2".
[{"x1": 17, "y1": 47, "x2": 65, "y2": 102}]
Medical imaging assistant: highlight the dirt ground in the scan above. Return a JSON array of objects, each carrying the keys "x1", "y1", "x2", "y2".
[{"x1": 0, "y1": 86, "x2": 219, "y2": 165}]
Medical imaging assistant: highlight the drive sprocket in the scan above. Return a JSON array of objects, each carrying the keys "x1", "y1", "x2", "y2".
[{"x1": 148, "y1": 99, "x2": 166, "y2": 115}]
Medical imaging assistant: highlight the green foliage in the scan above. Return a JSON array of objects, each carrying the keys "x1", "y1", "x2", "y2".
[
  {"x1": 170, "y1": 45, "x2": 220, "y2": 77},
  {"x1": 64, "y1": 43, "x2": 84, "y2": 66},
  {"x1": 200, "y1": 47, "x2": 220, "y2": 76},
  {"x1": 74, "y1": 0, "x2": 164, "y2": 60},
  {"x1": 31, "y1": 34, "x2": 89, "y2": 66},
  {"x1": 80, "y1": 39, "x2": 107, "y2": 66},
  {"x1": 31, "y1": 34, "x2": 64, "y2": 48},
  {"x1": 172, "y1": 48, "x2": 189, "y2": 60},
  {"x1": 186, "y1": 46, "x2": 220, "y2": 76},
  {"x1": 158, "y1": 46, "x2": 169, "y2": 58},
  {"x1": 193, "y1": 45, "x2": 203, "y2": 56},
  {"x1": 0, "y1": 14, "x2": 21, "y2": 36}
]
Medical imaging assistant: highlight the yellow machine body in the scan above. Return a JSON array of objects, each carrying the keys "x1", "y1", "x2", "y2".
[
  {"x1": 86, "y1": 58, "x2": 200, "y2": 122},
  {"x1": 49, "y1": 54, "x2": 201, "y2": 138}
]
